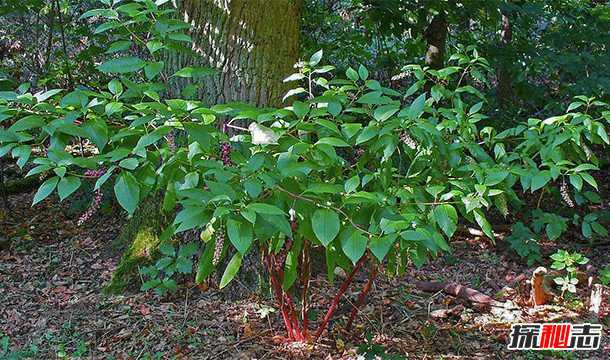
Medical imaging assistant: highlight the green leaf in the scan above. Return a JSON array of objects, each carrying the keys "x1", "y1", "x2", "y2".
[
  {"x1": 159, "y1": 243, "x2": 175, "y2": 256},
  {"x1": 344, "y1": 175, "x2": 359, "y2": 193},
  {"x1": 432, "y1": 204, "x2": 458, "y2": 238},
  {"x1": 108, "y1": 79, "x2": 123, "y2": 96},
  {"x1": 196, "y1": 240, "x2": 217, "y2": 283},
  {"x1": 312, "y1": 208, "x2": 340, "y2": 246},
  {"x1": 316, "y1": 137, "x2": 349, "y2": 147},
  {"x1": 346, "y1": 67, "x2": 359, "y2": 81},
  {"x1": 144, "y1": 61, "x2": 164, "y2": 80},
  {"x1": 97, "y1": 57, "x2": 146, "y2": 74},
  {"x1": 114, "y1": 172, "x2": 140, "y2": 215},
  {"x1": 358, "y1": 65, "x2": 369, "y2": 80},
  {"x1": 175, "y1": 257, "x2": 193, "y2": 274},
  {"x1": 569, "y1": 174, "x2": 583, "y2": 191},
  {"x1": 373, "y1": 104, "x2": 399, "y2": 122},
  {"x1": 309, "y1": 49, "x2": 323, "y2": 66},
  {"x1": 369, "y1": 234, "x2": 397, "y2": 262},
  {"x1": 339, "y1": 227, "x2": 367, "y2": 264},
  {"x1": 184, "y1": 123, "x2": 212, "y2": 150},
  {"x1": 531, "y1": 170, "x2": 551, "y2": 192},
  {"x1": 219, "y1": 253, "x2": 242, "y2": 289},
  {"x1": 473, "y1": 210, "x2": 495, "y2": 243},
  {"x1": 246, "y1": 203, "x2": 285, "y2": 215},
  {"x1": 9, "y1": 115, "x2": 45, "y2": 132},
  {"x1": 32, "y1": 176, "x2": 59, "y2": 205},
  {"x1": 173, "y1": 66, "x2": 217, "y2": 78},
  {"x1": 119, "y1": 157, "x2": 139, "y2": 170},
  {"x1": 57, "y1": 176, "x2": 81, "y2": 201},
  {"x1": 408, "y1": 93, "x2": 426, "y2": 120},
  {"x1": 226, "y1": 218, "x2": 253, "y2": 254},
  {"x1": 579, "y1": 172, "x2": 598, "y2": 190}
]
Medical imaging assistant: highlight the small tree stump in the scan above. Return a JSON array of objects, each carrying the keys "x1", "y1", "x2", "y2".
[
  {"x1": 589, "y1": 284, "x2": 603, "y2": 316},
  {"x1": 530, "y1": 267, "x2": 553, "y2": 306}
]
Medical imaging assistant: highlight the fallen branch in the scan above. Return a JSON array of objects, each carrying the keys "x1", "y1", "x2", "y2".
[{"x1": 415, "y1": 281, "x2": 494, "y2": 304}]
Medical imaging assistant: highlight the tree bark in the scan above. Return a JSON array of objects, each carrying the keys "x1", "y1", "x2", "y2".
[
  {"x1": 110, "y1": 1, "x2": 302, "y2": 293},
  {"x1": 170, "y1": 0, "x2": 302, "y2": 106},
  {"x1": 424, "y1": 13, "x2": 447, "y2": 70}
]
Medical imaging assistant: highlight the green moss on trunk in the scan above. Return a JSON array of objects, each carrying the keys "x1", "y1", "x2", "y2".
[{"x1": 104, "y1": 194, "x2": 167, "y2": 294}]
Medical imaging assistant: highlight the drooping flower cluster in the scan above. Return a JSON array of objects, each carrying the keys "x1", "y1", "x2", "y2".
[
  {"x1": 84, "y1": 167, "x2": 106, "y2": 178},
  {"x1": 219, "y1": 142, "x2": 233, "y2": 166},
  {"x1": 560, "y1": 180, "x2": 575, "y2": 208},
  {"x1": 399, "y1": 131, "x2": 418, "y2": 150},
  {"x1": 166, "y1": 131, "x2": 177, "y2": 153},
  {"x1": 78, "y1": 190, "x2": 103, "y2": 225},
  {"x1": 213, "y1": 228, "x2": 225, "y2": 267},
  {"x1": 78, "y1": 168, "x2": 107, "y2": 225}
]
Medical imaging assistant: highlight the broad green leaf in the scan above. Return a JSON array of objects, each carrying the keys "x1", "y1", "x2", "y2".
[
  {"x1": 114, "y1": 172, "x2": 140, "y2": 215},
  {"x1": 369, "y1": 234, "x2": 397, "y2": 261},
  {"x1": 309, "y1": 49, "x2": 323, "y2": 66},
  {"x1": 57, "y1": 176, "x2": 81, "y2": 201},
  {"x1": 33, "y1": 176, "x2": 59, "y2": 205},
  {"x1": 9, "y1": 115, "x2": 45, "y2": 132},
  {"x1": 196, "y1": 240, "x2": 217, "y2": 283},
  {"x1": 173, "y1": 66, "x2": 216, "y2": 78},
  {"x1": 316, "y1": 137, "x2": 349, "y2": 147},
  {"x1": 340, "y1": 227, "x2": 367, "y2": 264},
  {"x1": 373, "y1": 104, "x2": 399, "y2": 122},
  {"x1": 312, "y1": 208, "x2": 340, "y2": 246},
  {"x1": 219, "y1": 253, "x2": 242, "y2": 289},
  {"x1": 226, "y1": 218, "x2": 253, "y2": 254},
  {"x1": 97, "y1": 57, "x2": 146, "y2": 74},
  {"x1": 473, "y1": 210, "x2": 495, "y2": 243},
  {"x1": 432, "y1": 204, "x2": 458, "y2": 238},
  {"x1": 247, "y1": 203, "x2": 285, "y2": 215},
  {"x1": 358, "y1": 65, "x2": 369, "y2": 80},
  {"x1": 408, "y1": 93, "x2": 426, "y2": 120},
  {"x1": 569, "y1": 174, "x2": 583, "y2": 191},
  {"x1": 531, "y1": 170, "x2": 551, "y2": 192}
]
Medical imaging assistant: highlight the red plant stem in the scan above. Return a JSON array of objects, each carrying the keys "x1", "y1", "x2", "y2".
[
  {"x1": 346, "y1": 262, "x2": 378, "y2": 331},
  {"x1": 300, "y1": 241, "x2": 311, "y2": 339},
  {"x1": 312, "y1": 255, "x2": 367, "y2": 342},
  {"x1": 273, "y1": 253, "x2": 303, "y2": 340},
  {"x1": 265, "y1": 252, "x2": 294, "y2": 339}
]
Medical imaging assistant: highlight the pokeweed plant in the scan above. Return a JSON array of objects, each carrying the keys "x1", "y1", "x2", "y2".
[
  {"x1": 549, "y1": 249, "x2": 589, "y2": 296},
  {"x1": 1, "y1": 0, "x2": 609, "y2": 343}
]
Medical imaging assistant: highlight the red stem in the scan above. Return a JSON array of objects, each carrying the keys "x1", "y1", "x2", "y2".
[
  {"x1": 312, "y1": 255, "x2": 367, "y2": 342},
  {"x1": 346, "y1": 262, "x2": 378, "y2": 331},
  {"x1": 300, "y1": 241, "x2": 311, "y2": 339},
  {"x1": 266, "y1": 254, "x2": 294, "y2": 339}
]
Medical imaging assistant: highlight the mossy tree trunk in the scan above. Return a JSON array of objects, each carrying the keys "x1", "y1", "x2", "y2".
[{"x1": 108, "y1": 0, "x2": 302, "y2": 294}]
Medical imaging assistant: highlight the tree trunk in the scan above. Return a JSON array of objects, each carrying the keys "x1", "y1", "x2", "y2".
[
  {"x1": 108, "y1": 1, "x2": 302, "y2": 294},
  {"x1": 169, "y1": 0, "x2": 302, "y2": 106},
  {"x1": 424, "y1": 13, "x2": 447, "y2": 70}
]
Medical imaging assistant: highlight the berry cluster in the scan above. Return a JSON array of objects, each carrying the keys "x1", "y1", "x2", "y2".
[
  {"x1": 399, "y1": 131, "x2": 418, "y2": 150},
  {"x1": 219, "y1": 142, "x2": 233, "y2": 166},
  {"x1": 84, "y1": 167, "x2": 106, "y2": 178},
  {"x1": 560, "y1": 180, "x2": 575, "y2": 208},
  {"x1": 77, "y1": 190, "x2": 103, "y2": 225},
  {"x1": 166, "y1": 131, "x2": 177, "y2": 153},
  {"x1": 213, "y1": 228, "x2": 225, "y2": 267}
]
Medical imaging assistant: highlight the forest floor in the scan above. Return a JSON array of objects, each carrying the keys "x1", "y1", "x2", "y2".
[{"x1": 1, "y1": 181, "x2": 609, "y2": 359}]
